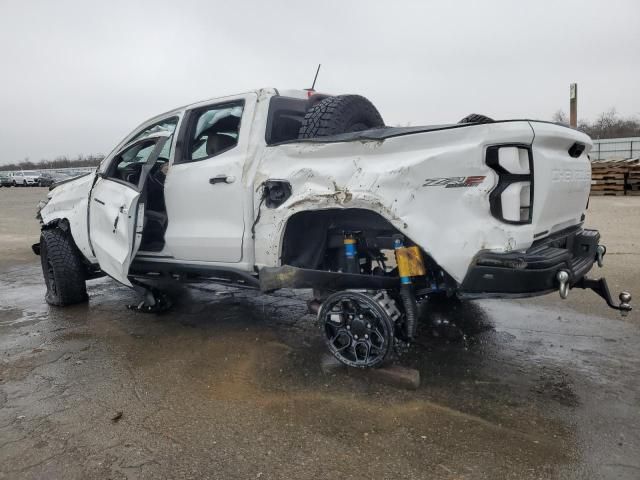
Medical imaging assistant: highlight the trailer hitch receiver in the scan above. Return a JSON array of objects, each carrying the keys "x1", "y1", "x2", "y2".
[{"x1": 573, "y1": 277, "x2": 632, "y2": 316}]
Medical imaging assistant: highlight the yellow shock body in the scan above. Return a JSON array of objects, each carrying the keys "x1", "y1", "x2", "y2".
[{"x1": 395, "y1": 246, "x2": 426, "y2": 278}]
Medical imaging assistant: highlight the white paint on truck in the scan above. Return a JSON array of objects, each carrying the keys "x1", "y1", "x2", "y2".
[{"x1": 38, "y1": 87, "x2": 592, "y2": 287}]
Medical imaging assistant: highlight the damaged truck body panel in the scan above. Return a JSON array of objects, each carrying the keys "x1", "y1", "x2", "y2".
[
  {"x1": 254, "y1": 120, "x2": 542, "y2": 283},
  {"x1": 34, "y1": 87, "x2": 632, "y2": 368},
  {"x1": 38, "y1": 171, "x2": 96, "y2": 264}
]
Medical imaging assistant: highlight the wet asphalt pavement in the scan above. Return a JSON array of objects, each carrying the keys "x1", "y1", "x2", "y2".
[{"x1": 1, "y1": 188, "x2": 639, "y2": 479}]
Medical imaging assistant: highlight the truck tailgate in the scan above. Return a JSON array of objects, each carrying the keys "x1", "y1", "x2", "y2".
[{"x1": 530, "y1": 122, "x2": 592, "y2": 237}]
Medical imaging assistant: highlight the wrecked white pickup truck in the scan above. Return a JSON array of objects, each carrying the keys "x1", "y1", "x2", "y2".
[{"x1": 35, "y1": 88, "x2": 631, "y2": 367}]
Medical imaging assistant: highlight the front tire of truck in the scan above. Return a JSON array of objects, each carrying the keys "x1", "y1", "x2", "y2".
[
  {"x1": 40, "y1": 228, "x2": 88, "y2": 306},
  {"x1": 298, "y1": 95, "x2": 384, "y2": 138}
]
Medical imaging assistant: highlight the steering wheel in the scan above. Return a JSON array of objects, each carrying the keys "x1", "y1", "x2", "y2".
[
  {"x1": 149, "y1": 158, "x2": 169, "y2": 186},
  {"x1": 120, "y1": 162, "x2": 144, "y2": 184}
]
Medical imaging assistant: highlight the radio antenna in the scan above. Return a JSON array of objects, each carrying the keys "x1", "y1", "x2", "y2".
[{"x1": 309, "y1": 64, "x2": 321, "y2": 91}]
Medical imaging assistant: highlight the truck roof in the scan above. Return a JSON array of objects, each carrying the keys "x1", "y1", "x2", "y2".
[{"x1": 159, "y1": 88, "x2": 309, "y2": 118}]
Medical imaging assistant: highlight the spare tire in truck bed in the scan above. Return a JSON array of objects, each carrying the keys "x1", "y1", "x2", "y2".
[
  {"x1": 298, "y1": 95, "x2": 385, "y2": 138},
  {"x1": 458, "y1": 113, "x2": 494, "y2": 124}
]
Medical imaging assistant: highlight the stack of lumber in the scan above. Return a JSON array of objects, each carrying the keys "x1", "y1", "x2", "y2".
[
  {"x1": 590, "y1": 165, "x2": 626, "y2": 196},
  {"x1": 627, "y1": 164, "x2": 640, "y2": 196},
  {"x1": 590, "y1": 158, "x2": 640, "y2": 197}
]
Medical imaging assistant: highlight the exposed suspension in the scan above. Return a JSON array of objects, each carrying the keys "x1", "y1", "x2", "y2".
[{"x1": 393, "y1": 235, "x2": 425, "y2": 339}]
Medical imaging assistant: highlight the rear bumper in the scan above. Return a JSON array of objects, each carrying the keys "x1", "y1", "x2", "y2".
[{"x1": 460, "y1": 226, "x2": 599, "y2": 296}]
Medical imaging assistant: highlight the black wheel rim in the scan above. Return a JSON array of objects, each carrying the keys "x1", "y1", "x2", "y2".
[{"x1": 321, "y1": 292, "x2": 392, "y2": 368}]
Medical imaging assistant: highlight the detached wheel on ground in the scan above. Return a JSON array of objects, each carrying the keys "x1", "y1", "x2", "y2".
[
  {"x1": 298, "y1": 94, "x2": 385, "y2": 138},
  {"x1": 458, "y1": 113, "x2": 494, "y2": 124},
  {"x1": 318, "y1": 290, "x2": 395, "y2": 368},
  {"x1": 40, "y1": 228, "x2": 88, "y2": 306}
]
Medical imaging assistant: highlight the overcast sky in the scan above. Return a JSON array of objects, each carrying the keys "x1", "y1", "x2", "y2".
[{"x1": 0, "y1": 0, "x2": 638, "y2": 164}]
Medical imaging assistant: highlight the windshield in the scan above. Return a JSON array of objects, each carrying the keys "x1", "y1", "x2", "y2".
[
  {"x1": 100, "y1": 116, "x2": 179, "y2": 172},
  {"x1": 132, "y1": 117, "x2": 178, "y2": 142}
]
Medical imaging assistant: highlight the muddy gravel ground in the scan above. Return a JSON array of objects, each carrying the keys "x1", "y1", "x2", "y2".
[{"x1": 1, "y1": 187, "x2": 639, "y2": 479}]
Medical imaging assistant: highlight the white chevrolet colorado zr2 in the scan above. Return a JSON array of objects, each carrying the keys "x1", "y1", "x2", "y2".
[{"x1": 34, "y1": 88, "x2": 631, "y2": 368}]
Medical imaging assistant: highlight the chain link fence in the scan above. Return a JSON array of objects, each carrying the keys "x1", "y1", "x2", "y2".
[{"x1": 591, "y1": 137, "x2": 639, "y2": 161}]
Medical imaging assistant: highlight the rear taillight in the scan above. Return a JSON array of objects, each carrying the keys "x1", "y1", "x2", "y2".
[{"x1": 486, "y1": 144, "x2": 533, "y2": 224}]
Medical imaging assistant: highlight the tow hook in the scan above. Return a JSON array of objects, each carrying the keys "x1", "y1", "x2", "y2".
[
  {"x1": 557, "y1": 270, "x2": 570, "y2": 299},
  {"x1": 596, "y1": 245, "x2": 606, "y2": 268}
]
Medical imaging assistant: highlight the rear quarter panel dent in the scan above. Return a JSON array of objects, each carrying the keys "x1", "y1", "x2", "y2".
[{"x1": 253, "y1": 122, "x2": 536, "y2": 283}]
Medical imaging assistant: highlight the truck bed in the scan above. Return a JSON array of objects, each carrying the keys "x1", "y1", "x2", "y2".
[{"x1": 277, "y1": 120, "x2": 572, "y2": 144}]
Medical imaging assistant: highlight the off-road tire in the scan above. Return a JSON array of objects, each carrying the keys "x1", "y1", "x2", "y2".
[
  {"x1": 40, "y1": 228, "x2": 88, "y2": 306},
  {"x1": 458, "y1": 113, "x2": 494, "y2": 124},
  {"x1": 298, "y1": 95, "x2": 384, "y2": 138}
]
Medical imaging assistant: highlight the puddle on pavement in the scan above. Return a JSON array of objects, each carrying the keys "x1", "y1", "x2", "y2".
[{"x1": 6, "y1": 263, "x2": 637, "y2": 478}]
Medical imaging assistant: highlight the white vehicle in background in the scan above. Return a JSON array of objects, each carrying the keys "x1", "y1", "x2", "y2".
[
  {"x1": 34, "y1": 88, "x2": 631, "y2": 368},
  {"x1": 10, "y1": 171, "x2": 39, "y2": 186}
]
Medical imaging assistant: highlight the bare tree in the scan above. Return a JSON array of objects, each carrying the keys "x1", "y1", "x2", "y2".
[
  {"x1": 552, "y1": 108, "x2": 640, "y2": 139},
  {"x1": 552, "y1": 110, "x2": 569, "y2": 125}
]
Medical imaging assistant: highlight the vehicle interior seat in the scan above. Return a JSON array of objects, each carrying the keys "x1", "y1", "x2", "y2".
[
  {"x1": 145, "y1": 209, "x2": 167, "y2": 227},
  {"x1": 141, "y1": 209, "x2": 167, "y2": 251},
  {"x1": 141, "y1": 164, "x2": 169, "y2": 251},
  {"x1": 206, "y1": 133, "x2": 237, "y2": 156}
]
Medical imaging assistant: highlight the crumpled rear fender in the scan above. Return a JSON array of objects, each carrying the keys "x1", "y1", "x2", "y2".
[{"x1": 252, "y1": 121, "x2": 538, "y2": 283}]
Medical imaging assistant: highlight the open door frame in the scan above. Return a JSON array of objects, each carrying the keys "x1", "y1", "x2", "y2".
[{"x1": 88, "y1": 134, "x2": 170, "y2": 286}]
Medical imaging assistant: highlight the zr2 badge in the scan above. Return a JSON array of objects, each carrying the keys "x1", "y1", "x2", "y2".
[{"x1": 423, "y1": 176, "x2": 486, "y2": 188}]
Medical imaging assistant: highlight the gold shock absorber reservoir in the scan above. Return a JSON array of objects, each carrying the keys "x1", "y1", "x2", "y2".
[{"x1": 395, "y1": 245, "x2": 426, "y2": 279}]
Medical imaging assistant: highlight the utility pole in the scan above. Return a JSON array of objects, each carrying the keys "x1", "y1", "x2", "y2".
[{"x1": 569, "y1": 83, "x2": 577, "y2": 128}]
